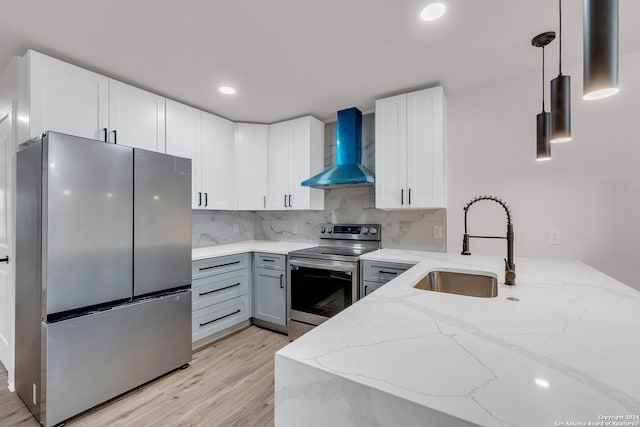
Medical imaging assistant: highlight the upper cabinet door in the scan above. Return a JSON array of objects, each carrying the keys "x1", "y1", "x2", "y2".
[
  {"x1": 29, "y1": 50, "x2": 108, "y2": 141},
  {"x1": 375, "y1": 94, "x2": 407, "y2": 209},
  {"x1": 165, "y1": 99, "x2": 202, "y2": 209},
  {"x1": 267, "y1": 121, "x2": 291, "y2": 210},
  {"x1": 108, "y1": 80, "x2": 165, "y2": 151},
  {"x1": 289, "y1": 116, "x2": 324, "y2": 211},
  {"x1": 406, "y1": 87, "x2": 446, "y2": 208},
  {"x1": 236, "y1": 123, "x2": 268, "y2": 211},
  {"x1": 201, "y1": 112, "x2": 236, "y2": 210}
]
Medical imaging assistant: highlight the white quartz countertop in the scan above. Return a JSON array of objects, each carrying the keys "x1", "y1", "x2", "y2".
[
  {"x1": 192, "y1": 240, "x2": 317, "y2": 260},
  {"x1": 276, "y1": 249, "x2": 640, "y2": 427}
]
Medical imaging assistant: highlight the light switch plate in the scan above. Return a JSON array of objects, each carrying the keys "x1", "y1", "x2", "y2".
[
  {"x1": 549, "y1": 229, "x2": 562, "y2": 245},
  {"x1": 433, "y1": 225, "x2": 443, "y2": 239}
]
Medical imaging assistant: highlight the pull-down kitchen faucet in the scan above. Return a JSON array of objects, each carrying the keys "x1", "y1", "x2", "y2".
[{"x1": 461, "y1": 195, "x2": 516, "y2": 286}]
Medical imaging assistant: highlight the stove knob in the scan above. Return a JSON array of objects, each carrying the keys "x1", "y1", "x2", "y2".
[
  {"x1": 320, "y1": 226, "x2": 326, "y2": 233},
  {"x1": 327, "y1": 226, "x2": 333, "y2": 233},
  {"x1": 362, "y1": 227, "x2": 369, "y2": 234},
  {"x1": 369, "y1": 227, "x2": 378, "y2": 235}
]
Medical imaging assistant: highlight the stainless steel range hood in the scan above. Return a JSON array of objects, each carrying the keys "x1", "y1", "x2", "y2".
[{"x1": 301, "y1": 107, "x2": 375, "y2": 188}]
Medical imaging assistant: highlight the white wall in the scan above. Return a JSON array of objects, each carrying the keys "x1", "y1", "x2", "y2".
[{"x1": 446, "y1": 50, "x2": 640, "y2": 290}]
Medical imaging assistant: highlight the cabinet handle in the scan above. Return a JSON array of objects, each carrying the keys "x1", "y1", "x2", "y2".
[
  {"x1": 284, "y1": 194, "x2": 287, "y2": 208},
  {"x1": 204, "y1": 192, "x2": 208, "y2": 207},
  {"x1": 288, "y1": 194, "x2": 292, "y2": 208},
  {"x1": 408, "y1": 188, "x2": 412, "y2": 205},
  {"x1": 199, "y1": 309, "x2": 241, "y2": 327},
  {"x1": 112, "y1": 129, "x2": 117, "y2": 144},
  {"x1": 280, "y1": 274, "x2": 284, "y2": 289},
  {"x1": 379, "y1": 270, "x2": 398, "y2": 276},
  {"x1": 364, "y1": 285, "x2": 368, "y2": 296},
  {"x1": 263, "y1": 195, "x2": 266, "y2": 209},
  {"x1": 0, "y1": 256, "x2": 8, "y2": 264},
  {"x1": 199, "y1": 260, "x2": 241, "y2": 271},
  {"x1": 102, "y1": 128, "x2": 108, "y2": 142},
  {"x1": 401, "y1": 189, "x2": 404, "y2": 205},
  {"x1": 198, "y1": 282, "x2": 241, "y2": 297},
  {"x1": 198, "y1": 192, "x2": 202, "y2": 206}
]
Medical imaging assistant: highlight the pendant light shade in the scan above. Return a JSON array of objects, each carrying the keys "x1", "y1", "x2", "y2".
[
  {"x1": 583, "y1": 0, "x2": 619, "y2": 100},
  {"x1": 550, "y1": 0, "x2": 572, "y2": 143},
  {"x1": 537, "y1": 112, "x2": 552, "y2": 161},
  {"x1": 532, "y1": 32, "x2": 555, "y2": 161}
]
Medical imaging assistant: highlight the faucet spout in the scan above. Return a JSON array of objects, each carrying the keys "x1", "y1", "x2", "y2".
[{"x1": 461, "y1": 196, "x2": 516, "y2": 286}]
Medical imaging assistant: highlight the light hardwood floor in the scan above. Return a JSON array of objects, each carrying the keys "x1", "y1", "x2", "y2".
[{"x1": 0, "y1": 326, "x2": 290, "y2": 427}]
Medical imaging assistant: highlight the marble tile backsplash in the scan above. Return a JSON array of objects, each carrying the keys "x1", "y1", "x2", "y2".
[
  {"x1": 192, "y1": 112, "x2": 447, "y2": 252},
  {"x1": 192, "y1": 210, "x2": 254, "y2": 248}
]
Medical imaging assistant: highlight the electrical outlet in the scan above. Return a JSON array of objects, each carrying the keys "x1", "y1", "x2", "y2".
[
  {"x1": 233, "y1": 224, "x2": 239, "y2": 233},
  {"x1": 432, "y1": 225, "x2": 443, "y2": 239},
  {"x1": 292, "y1": 224, "x2": 298, "y2": 234},
  {"x1": 549, "y1": 229, "x2": 562, "y2": 245}
]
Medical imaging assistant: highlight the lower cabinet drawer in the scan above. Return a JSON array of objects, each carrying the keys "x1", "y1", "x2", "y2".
[
  {"x1": 362, "y1": 261, "x2": 415, "y2": 283},
  {"x1": 192, "y1": 295, "x2": 250, "y2": 342},
  {"x1": 192, "y1": 254, "x2": 249, "y2": 280},
  {"x1": 192, "y1": 268, "x2": 249, "y2": 310}
]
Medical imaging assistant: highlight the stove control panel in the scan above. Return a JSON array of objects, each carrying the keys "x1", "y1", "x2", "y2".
[{"x1": 319, "y1": 223, "x2": 381, "y2": 241}]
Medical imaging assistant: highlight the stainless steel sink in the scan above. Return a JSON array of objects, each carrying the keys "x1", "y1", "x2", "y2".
[{"x1": 414, "y1": 270, "x2": 498, "y2": 298}]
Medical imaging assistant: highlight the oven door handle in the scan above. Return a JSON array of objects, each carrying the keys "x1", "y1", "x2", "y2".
[{"x1": 288, "y1": 258, "x2": 356, "y2": 273}]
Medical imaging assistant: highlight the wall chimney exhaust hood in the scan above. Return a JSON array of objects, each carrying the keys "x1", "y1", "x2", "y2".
[{"x1": 301, "y1": 107, "x2": 375, "y2": 188}]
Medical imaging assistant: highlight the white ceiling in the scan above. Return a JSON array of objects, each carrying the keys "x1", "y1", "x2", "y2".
[{"x1": 1, "y1": 0, "x2": 639, "y2": 123}]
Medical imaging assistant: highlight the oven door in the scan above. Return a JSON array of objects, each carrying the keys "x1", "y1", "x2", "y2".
[{"x1": 288, "y1": 257, "x2": 358, "y2": 327}]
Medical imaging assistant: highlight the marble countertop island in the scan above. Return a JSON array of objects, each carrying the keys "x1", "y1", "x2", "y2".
[{"x1": 275, "y1": 249, "x2": 640, "y2": 427}]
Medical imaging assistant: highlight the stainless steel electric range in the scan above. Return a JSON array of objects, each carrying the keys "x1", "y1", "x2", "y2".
[{"x1": 287, "y1": 223, "x2": 381, "y2": 340}]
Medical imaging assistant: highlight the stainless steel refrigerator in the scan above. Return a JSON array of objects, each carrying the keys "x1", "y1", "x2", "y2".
[{"x1": 15, "y1": 131, "x2": 192, "y2": 427}]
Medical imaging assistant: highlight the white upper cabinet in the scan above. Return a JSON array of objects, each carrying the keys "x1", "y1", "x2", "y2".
[
  {"x1": 375, "y1": 86, "x2": 446, "y2": 209},
  {"x1": 108, "y1": 80, "x2": 165, "y2": 151},
  {"x1": 201, "y1": 112, "x2": 236, "y2": 210},
  {"x1": 267, "y1": 116, "x2": 324, "y2": 211},
  {"x1": 27, "y1": 50, "x2": 109, "y2": 141},
  {"x1": 236, "y1": 123, "x2": 268, "y2": 211},
  {"x1": 165, "y1": 99, "x2": 201, "y2": 209}
]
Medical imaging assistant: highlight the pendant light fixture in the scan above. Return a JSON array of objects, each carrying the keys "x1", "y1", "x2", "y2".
[
  {"x1": 532, "y1": 32, "x2": 555, "y2": 161},
  {"x1": 550, "y1": 0, "x2": 571, "y2": 143},
  {"x1": 583, "y1": 0, "x2": 619, "y2": 100}
]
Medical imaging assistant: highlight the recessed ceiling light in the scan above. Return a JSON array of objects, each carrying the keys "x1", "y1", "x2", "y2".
[
  {"x1": 420, "y1": 3, "x2": 446, "y2": 21},
  {"x1": 218, "y1": 86, "x2": 236, "y2": 95}
]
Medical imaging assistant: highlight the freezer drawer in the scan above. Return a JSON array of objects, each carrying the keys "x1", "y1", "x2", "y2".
[{"x1": 43, "y1": 291, "x2": 191, "y2": 427}]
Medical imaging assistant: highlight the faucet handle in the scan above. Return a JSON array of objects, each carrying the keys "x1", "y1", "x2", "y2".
[{"x1": 504, "y1": 258, "x2": 516, "y2": 286}]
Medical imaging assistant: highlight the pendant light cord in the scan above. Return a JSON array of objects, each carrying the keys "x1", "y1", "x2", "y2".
[
  {"x1": 542, "y1": 46, "x2": 546, "y2": 112},
  {"x1": 559, "y1": 0, "x2": 563, "y2": 75}
]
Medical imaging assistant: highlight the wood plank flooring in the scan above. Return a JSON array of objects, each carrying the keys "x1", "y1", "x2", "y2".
[{"x1": 0, "y1": 326, "x2": 290, "y2": 427}]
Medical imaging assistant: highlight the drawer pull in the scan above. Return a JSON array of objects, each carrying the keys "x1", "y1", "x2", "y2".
[
  {"x1": 378, "y1": 270, "x2": 398, "y2": 275},
  {"x1": 199, "y1": 309, "x2": 241, "y2": 327},
  {"x1": 198, "y1": 282, "x2": 241, "y2": 297},
  {"x1": 199, "y1": 260, "x2": 241, "y2": 271}
]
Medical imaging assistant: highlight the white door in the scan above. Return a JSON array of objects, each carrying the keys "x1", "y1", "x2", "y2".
[
  {"x1": 29, "y1": 50, "x2": 109, "y2": 141},
  {"x1": 406, "y1": 87, "x2": 446, "y2": 208},
  {"x1": 109, "y1": 80, "x2": 165, "y2": 151},
  {"x1": 267, "y1": 121, "x2": 291, "y2": 210},
  {"x1": 235, "y1": 123, "x2": 268, "y2": 210},
  {"x1": 165, "y1": 99, "x2": 201, "y2": 209},
  {"x1": 0, "y1": 106, "x2": 15, "y2": 389},
  {"x1": 375, "y1": 94, "x2": 407, "y2": 209},
  {"x1": 201, "y1": 112, "x2": 236, "y2": 210}
]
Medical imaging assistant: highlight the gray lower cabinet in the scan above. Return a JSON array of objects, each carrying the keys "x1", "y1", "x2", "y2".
[
  {"x1": 191, "y1": 254, "x2": 251, "y2": 345},
  {"x1": 360, "y1": 260, "x2": 415, "y2": 297},
  {"x1": 253, "y1": 253, "x2": 287, "y2": 331}
]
